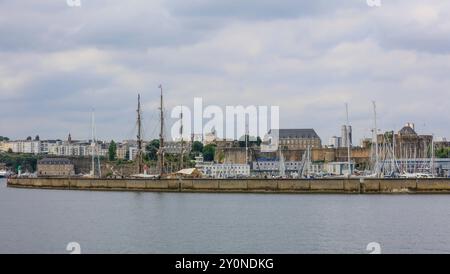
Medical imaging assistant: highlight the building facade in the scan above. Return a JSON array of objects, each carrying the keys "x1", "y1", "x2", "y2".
[
  {"x1": 328, "y1": 136, "x2": 342, "y2": 148},
  {"x1": 37, "y1": 158, "x2": 75, "y2": 177},
  {"x1": 265, "y1": 129, "x2": 322, "y2": 150},
  {"x1": 377, "y1": 123, "x2": 433, "y2": 159},
  {"x1": 252, "y1": 160, "x2": 324, "y2": 175},
  {"x1": 195, "y1": 156, "x2": 250, "y2": 178}
]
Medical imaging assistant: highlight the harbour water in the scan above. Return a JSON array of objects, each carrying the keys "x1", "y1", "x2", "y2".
[{"x1": 1, "y1": 178, "x2": 450, "y2": 254}]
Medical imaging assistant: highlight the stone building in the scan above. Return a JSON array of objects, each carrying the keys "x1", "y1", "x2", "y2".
[
  {"x1": 37, "y1": 158, "x2": 75, "y2": 177},
  {"x1": 266, "y1": 129, "x2": 322, "y2": 150},
  {"x1": 377, "y1": 123, "x2": 433, "y2": 159}
]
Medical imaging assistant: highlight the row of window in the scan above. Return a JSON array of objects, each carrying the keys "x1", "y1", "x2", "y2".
[{"x1": 280, "y1": 139, "x2": 320, "y2": 145}]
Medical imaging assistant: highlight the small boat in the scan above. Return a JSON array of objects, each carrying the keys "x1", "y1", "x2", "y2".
[
  {"x1": 399, "y1": 172, "x2": 433, "y2": 179},
  {"x1": 0, "y1": 170, "x2": 9, "y2": 178},
  {"x1": 130, "y1": 174, "x2": 160, "y2": 179}
]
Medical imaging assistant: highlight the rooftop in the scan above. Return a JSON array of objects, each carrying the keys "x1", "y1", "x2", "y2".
[
  {"x1": 399, "y1": 125, "x2": 417, "y2": 136},
  {"x1": 268, "y1": 129, "x2": 320, "y2": 139},
  {"x1": 38, "y1": 158, "x2": 73, "y2": 165}
]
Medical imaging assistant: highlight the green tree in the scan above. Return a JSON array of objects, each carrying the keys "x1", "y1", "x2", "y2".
[
  {"x1": 0, "y1": 153, "x2": 39, "y2": 172},
  {"x1": 108, "y1": 140, "x2": 117, "y2": 161},
  {"x1": 202, "y1": 144, "x2": 216, "y2": 162},
  {"x1": 256, "y1": 136, "x2": 262, "y2": 146},
  {"x1": 192, "y1": 141, "x2": 203, "y2": 153},
  {"x1": 0, "y1": 136, "x2": 9, "y2": 142},
  {"x1": 238, "y1": 135, "x2": 262, "y2": 147},
  {"x1": 146, "y1": 139, "x2": 160, "y2": 161},
  {"x1": 436, "y1": 148, "x2": 450, "y2": 159}
]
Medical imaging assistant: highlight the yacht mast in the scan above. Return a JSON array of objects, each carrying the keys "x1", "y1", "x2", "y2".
[
  {"x1": 90, "y1": 110, "x2": 101, "y2": 178},
  {"x1": 392, "y1": 130, "x2": 399, "y2": 174},
  {"x1": 431, "y1": 134, "x2": 435, "y2": 177},
  {"x1": 373, "y1": 101, "x2": 379, "y2": 177}
]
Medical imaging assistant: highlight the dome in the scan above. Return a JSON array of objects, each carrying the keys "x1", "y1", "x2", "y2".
[{"x1": 399, "y1": 126, "x2": 417, "y2": 136}]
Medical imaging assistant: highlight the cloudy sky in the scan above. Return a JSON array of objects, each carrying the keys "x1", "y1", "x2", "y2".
[{"x1": 0, "y1": 0, "x2": 449, "y2": 144}]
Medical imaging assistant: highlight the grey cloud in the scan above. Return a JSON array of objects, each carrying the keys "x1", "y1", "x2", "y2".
[
  {"x1": 1, "y1": 0, "x2": 450, "y2": 142},
  {"x1": 166, "y1": 0, "x2": 364, "y2": 20}
]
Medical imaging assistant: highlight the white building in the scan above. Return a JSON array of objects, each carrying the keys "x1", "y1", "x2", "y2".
[
  {"x1": 325, "y1": 162, "x2": 355, "y2": 176},
  {"x1": 252, "y1": 160, "x2": 323, "y2": 174},
  {"x1": 47, "y1": 140, "x2": 108, "y2": 158},
  {"x1": 195, "y1": 156, "x2": 250, "y2": 178},
  {"x1": 11, "y1": 140, "x2": 41, "y2": 154},
  {"x1": 328, "y1": 136, "x2": 342, "y2": 148},
  {"x1": 128, "y1": 147, "x2": 138, "y2": 161}
]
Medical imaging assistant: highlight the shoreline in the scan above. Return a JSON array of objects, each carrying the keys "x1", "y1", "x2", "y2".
[{"x1": 7, "y1": 177, "x2": 450, "y2": 194}]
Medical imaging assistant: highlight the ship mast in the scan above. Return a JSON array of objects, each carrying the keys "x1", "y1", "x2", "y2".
[
  {"x1": 158, "y1": 85, "x2": 165, "y2": 176},
  {"x1": 431, "y1": 134, "x2": 435, "y2": 177},
  {"x1": 245, "y1": 121, "x2": 249, "y2": 164},
  {"x1": 91, "y1": 110, "x2": 95, "y2": 177},
  {"x1": 180, "y1": 106, "x2": 184, "y2": 170},
  {"x1": 136, "y1": 94, "x2": 143, "y2": 174}
]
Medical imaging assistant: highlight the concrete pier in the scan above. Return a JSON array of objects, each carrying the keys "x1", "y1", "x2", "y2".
[{"x1": 6, "y1": 177, "x2": 450, "y2": 194}]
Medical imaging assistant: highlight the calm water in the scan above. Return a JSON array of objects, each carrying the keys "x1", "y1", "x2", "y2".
[{"x1": 1, "y1": 178, "x2": 450, "y2": 254}]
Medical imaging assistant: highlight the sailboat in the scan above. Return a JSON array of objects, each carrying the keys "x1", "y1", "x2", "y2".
[
  {"x1": 83, "y1": 110, "x2": 102, "y2": 178},
  {"x1": 297, "y1": 146, "x2": 313, "y2": 178},
  {"x1": 131, "y1": 85, "x2": 165, "y2": 179},
  {"x1": 130, "y1": 93, "x2": 158, "y2": 179}
]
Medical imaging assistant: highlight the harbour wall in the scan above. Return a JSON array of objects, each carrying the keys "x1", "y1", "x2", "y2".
[{"x1": 7, "y1": 177, "x2": 450, "y2": 194}]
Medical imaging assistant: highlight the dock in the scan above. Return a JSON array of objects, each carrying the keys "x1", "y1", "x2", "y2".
[{"x1": 7, "y1": 177, "x2": 450, "y2": 194}]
